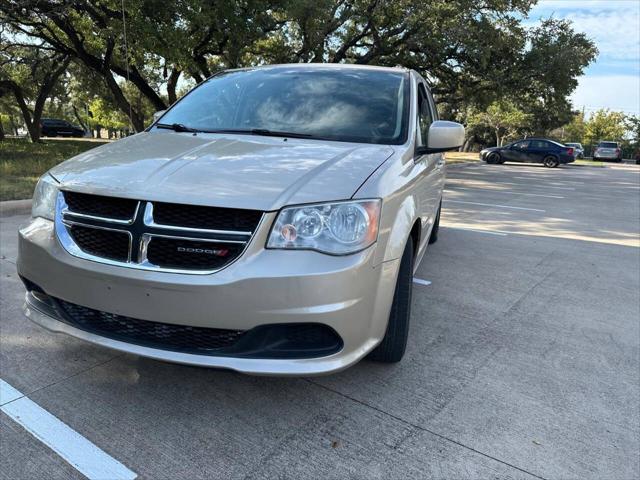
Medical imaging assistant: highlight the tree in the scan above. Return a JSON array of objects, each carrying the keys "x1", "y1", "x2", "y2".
[
  {"x1": 517, "y1": 19, "x2": 597, "y2": 135},
  {"x1": 561, "y1": 112, "x2": 586, "y2": 143},
  {"x1": 624, "y1": 115, "x2": 640, "y2": 150},
  {"x1": 467, "y1": 101, "x2": 531, "y2": 147},
  {"x1": 0, "y1": 42, "x2": 70, "y2": 142},
  {"x1": 0, "y1": 0, "x2": 288, "y2": 131},
  {"x1": 89, "y1": 97, "x2": 129, "y2": 137},
  {"x1": 0, "y1": 94, "x2": 22, "y2": 137},
  {"x1": 584, "y1": 109, "x2": 627, "y2": 146},
  {"x1": 0, "y1": 0, "x2": 597, "y2": 138}
]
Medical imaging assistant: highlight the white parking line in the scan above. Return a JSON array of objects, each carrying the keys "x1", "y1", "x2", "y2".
[
  {"x1": 444, "y1": 199, "x2": 546, "y2": 212},
  {"x1": 0, "y1": 379, "x2": 137, "y2": 480},
  {"x1": 413, "y1": 278, "x2": 432, "y2": 286},
  {"x1": 444, "y1": 188, "x2": 564, "y2": 199},
  {"x1": 442, "y1": 226, "x2": 509, "y2": 236}
]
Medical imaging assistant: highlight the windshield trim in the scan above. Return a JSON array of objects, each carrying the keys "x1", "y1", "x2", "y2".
[{"x1": 148, "y1": 67, "x2": 411, "y2": 146}]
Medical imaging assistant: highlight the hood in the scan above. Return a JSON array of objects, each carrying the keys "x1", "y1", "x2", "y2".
[{"x1": 50, "y1": 131, "x2": 394, "y2": 211}]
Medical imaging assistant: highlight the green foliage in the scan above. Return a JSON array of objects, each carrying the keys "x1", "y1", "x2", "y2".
[
  {"x1": 1, "y1": 0, "x2": 598, "y2": 140},
  {"x1": 624, "y1": 115, "x2": 640, "y2": 150},
  {"x1": 519, "y1": 19, "x2": 598, "y2": 135},
  {"x1": 467, "y1": 101, "x2": 532, "y2": 146},
  {"x1": 584, "y1": 109, "x2": 627, "y2": 146},
  {"x1": 561, "y1": 112, "x2": 587, "y2": 143},
  {"x1": 89, "y1": 98, "x2": 129, "y2": 131}
]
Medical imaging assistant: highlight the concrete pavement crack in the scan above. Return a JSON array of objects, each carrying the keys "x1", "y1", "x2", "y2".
[
  {"x1": 304, "y1": 378, "x2": 548, "y2": 480},
  {"x1": 14, "y1": 353, "x2": 125, "y2": 403}
]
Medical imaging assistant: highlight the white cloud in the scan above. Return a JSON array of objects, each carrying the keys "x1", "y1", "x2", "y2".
[
  {"x1": 571, "y1": 75, "x2": 640, "y2": 115},
  {"x1": 531, "y1": 0, "x2": 640, "y2": 62},
  {"x1": 528, "y1": 1, "x2": 639, "y2": 113}
]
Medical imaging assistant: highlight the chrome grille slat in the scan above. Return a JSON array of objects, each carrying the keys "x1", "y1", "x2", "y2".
[{"x1": 55, "y1": 191, "x2": 262, "y2": 274}]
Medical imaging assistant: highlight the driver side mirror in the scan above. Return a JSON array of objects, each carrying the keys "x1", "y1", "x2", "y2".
[{"x1": 415, "y1": 121, "x2": 465, "y2": 155}]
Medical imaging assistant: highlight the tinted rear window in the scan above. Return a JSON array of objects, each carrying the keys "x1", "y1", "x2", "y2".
[{"x1": 598, "y1": 142, "x2": 618, "y2": 148}]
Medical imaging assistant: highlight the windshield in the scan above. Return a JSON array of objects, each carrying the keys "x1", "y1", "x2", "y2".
[{"x1": 156, "y1": 67, "x2": 410, "y2": 145}]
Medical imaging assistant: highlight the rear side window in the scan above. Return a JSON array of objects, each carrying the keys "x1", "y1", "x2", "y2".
[{"x1": 530, "y1": 140, "x2": 551, "y2": 149}]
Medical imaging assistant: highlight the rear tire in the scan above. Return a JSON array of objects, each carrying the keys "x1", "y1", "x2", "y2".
[
  {"x1": 428, "y1": 201, "x2": 441, "y2": 244},
  {"x1": 543, "y1": 155, "x2": 559, "y2": 168},
  {"x1": 368, "y1": 237, "x2": 414, "y2": 363}
]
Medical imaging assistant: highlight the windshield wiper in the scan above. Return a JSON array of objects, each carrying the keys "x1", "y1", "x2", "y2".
[
  {"x1": 200, "y1": 128, "x2": 315, "y2": 139},
  {"x1": 156, "y1": 123, "x2": 200, "y2": 133},
  {"x1": 249, "y1": 128, "x2": 314, "y2": 139}
]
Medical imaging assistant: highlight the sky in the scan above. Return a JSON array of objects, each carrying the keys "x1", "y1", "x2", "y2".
[{"x1": 527, "y1": 0, "x2": 640, "y2": 117}]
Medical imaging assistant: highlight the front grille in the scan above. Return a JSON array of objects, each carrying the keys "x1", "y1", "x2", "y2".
[
  {"x1": 153, "y1": 202, "x2": 262, "y2": 232},
  {"x1": 53, "y1": 298, "x2": 245, "y2": 354},
  {"x1": 146, "y1": 237, "x2": 242, "y2": 270},
  {"x1": 57, "y1": 191, "x2": 262, "y2": 272},
  {"x1": 63, "y1": 191, "x2": 138, "y2": 220},
  {"x1": 68, "y1": 224, "x2": 130, "y2": 261}
]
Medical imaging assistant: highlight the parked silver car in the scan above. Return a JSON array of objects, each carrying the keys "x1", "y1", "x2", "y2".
[
  {"x1": 565, "y1": 142, "x2": 584, "y2": 159},
  {"x1": 593, "y1": 141, "x2": 622, "y2": 162},
  {"x1": 18, "y1": 64, "x2": 464, "y2": 375}
]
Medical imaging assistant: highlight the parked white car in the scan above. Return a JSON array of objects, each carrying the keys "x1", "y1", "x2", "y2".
[{"x1": 593, "y1": 141, "x2": 622, "y2": 162}]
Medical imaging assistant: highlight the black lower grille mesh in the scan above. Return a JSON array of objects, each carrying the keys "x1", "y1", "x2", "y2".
[
  {"x1": 53, "y1": 298, "x2": 245, "y2": 354},
  {"x1": 147, "y1": 237, "x2": 242, "y2": 270},
  {"x1": 64, "y1": 191, "x2": 138, "y2": 220},
  {"x1": 68, "y1": 225, "x2": 130, "y2": 261}
]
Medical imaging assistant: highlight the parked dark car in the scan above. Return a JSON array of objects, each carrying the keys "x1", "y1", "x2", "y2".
[
  {"x1": 40, "y1": 118, "x2": 85, "y2": 137},
  {"x1": 480, "y1": 138, "x2": 575, "y2": 168}
]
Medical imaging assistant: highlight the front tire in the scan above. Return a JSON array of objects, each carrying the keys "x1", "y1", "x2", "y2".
[
  {"x1": 486, "y1": 152, "x2": 501, "y2": 164},
  {"x1": 368, "y1": 236, "x2": 414, "y2": 363}
]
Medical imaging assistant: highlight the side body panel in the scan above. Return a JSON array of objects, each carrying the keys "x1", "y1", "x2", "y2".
[{"x1": 354, "y1": 71, "x2": 444, "y2": 269}]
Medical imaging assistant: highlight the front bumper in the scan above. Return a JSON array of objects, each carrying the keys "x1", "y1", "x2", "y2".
[{"x1": 18, "y1": 218, "x2": 399, "y2": 375}]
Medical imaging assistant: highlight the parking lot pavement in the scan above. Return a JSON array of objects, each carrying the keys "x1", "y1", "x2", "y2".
[{"x1": 1, "y1": 162, "x2": 639, "y2": 480}]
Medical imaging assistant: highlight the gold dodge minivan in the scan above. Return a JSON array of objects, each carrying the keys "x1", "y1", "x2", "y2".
[{"x1": 18, "y1": 64, "x2": 464, "y2": 375}]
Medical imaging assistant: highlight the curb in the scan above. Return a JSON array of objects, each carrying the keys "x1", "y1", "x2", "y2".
[{"x1": 0, "y1": 199, "x2": 32, "y2": 217}]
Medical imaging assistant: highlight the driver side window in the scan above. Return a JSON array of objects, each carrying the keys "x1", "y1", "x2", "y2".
[
  {"x1": 514, "y1": 141, "x2": 529, "y2": 150},
  {"x1": 417, "y1": 84, "x2": 433, "y2": 147}
]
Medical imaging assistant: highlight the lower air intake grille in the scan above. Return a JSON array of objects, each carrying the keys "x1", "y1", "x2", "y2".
[{"x1": 53, "y1": 298, "x2": 245, "y2": 354}]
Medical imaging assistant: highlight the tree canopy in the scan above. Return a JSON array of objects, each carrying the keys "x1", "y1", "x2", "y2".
[{"x1": 1, "y1": 0, "x2": 598, "y2": 142}]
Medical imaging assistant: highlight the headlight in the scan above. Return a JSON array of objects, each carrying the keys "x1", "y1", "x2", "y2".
[
  {"x1": 267, "y1": 199, "x2": 381, "y2": 255},
  {"x1": 31, "y1": 174, "x2": 59, "y2": 220}
]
